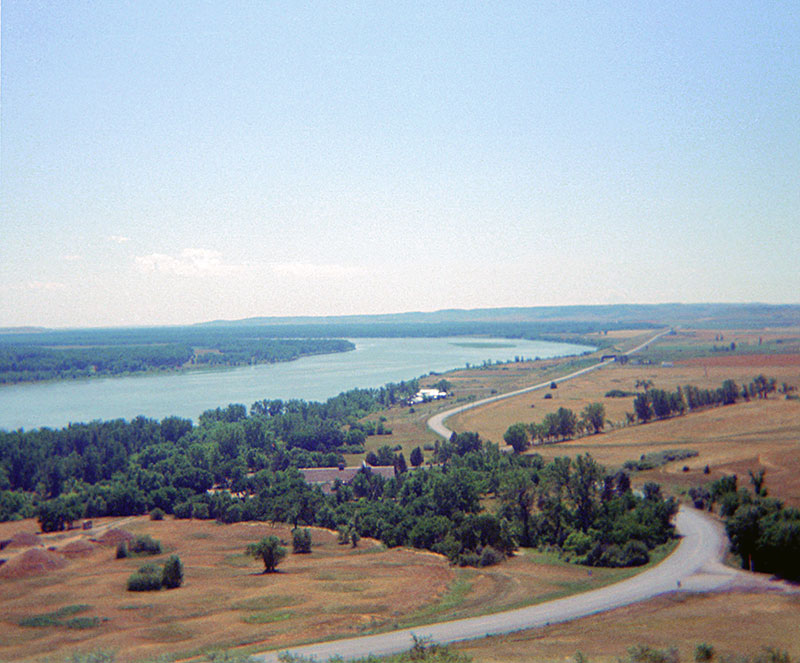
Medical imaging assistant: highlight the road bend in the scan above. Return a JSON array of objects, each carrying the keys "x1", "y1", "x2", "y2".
[
  {"x1": 428, "y1": 328, "x2": 671, "y2": 440},
  {"x1": 252, "y1": 508, "x2": 730, "y2": 662},
  {"x1": 250, "y1": 329, "x2": 731, "y2": 662}
]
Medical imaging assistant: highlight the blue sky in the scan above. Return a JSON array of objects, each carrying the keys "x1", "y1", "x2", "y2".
[{"x1": 2, "y1": 1, "x2": 798, "y2": 327}]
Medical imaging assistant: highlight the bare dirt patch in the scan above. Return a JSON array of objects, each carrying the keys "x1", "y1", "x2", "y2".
[{"x1": 0, "y1": 548, "x2": 68, "y2": 579}]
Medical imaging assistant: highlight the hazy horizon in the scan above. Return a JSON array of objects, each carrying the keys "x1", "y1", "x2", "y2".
[{"x1": 3, "y1": 2, "x2": 798, "y2": 327}]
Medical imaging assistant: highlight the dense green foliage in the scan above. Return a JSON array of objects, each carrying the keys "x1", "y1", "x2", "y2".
[
  {"x1": 0, "y1": 334, "x2": 354, "y2": 384},
  {"x1": 700, "y1": 473, "x2": 800, "y2": 581},
  {"x1": 126, "y1": 556, "x2": 184, "y2": 591},
  {"x1": 126, "y1": 564, "x2": 164, "y2": 591}
]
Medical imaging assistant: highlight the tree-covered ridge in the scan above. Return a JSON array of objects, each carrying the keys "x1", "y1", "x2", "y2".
[{"x1": 0, "y1": 338, "x2": 354, "y2": 384}]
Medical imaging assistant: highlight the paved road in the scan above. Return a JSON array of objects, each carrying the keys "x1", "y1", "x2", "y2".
[
  {"x1": 252, "y1": 507, "x2": 735, "y2": 662},
  {"x1": 250, "y1": 328, "x2": 743, "y2": 662},
  {"x1": 428, "y1": 328, "x2": 670, "y2": 440}
]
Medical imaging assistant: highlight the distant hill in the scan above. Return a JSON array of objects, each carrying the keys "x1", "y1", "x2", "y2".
[{"x1": 199, "y1": 303, "x2": 800, "y2": 330}]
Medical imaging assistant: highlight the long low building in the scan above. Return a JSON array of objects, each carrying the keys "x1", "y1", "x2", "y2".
[{"x1": 300, "y1": 462, "x2": 395, "y2": 493}]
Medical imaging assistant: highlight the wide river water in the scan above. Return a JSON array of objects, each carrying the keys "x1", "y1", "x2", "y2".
[{"x1": 0, "y1": 337, "x2": 593, "y2": 431}]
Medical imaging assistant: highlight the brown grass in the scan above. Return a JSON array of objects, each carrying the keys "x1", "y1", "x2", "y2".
[
  {"x1": 0, "y1": 519, "x2": 456, "y2": 662},
  {"x1": 447, "y1": 343, "x2": 800, "y2": 504},
  {"x1": 454, "y1": 591, "x2": 800, "y2": 662}
]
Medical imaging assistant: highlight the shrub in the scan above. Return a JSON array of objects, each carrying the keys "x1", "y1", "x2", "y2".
[
  {"x1": 149, "y1": 507, "x2": 165, "y2": 521},
  {"x1": 127, "y1": 566, "x2": 163, "y2": 591},
  {"x1": 626, "y1": 645, "x2": 679, "y2": 663},
  {"x1": 563, "y1": 530, "x2": 594, "y2": 557},
  {"x1": 128, "y1": 535, "x2": 162, "y2": 555},
  {"x1": 621, "y1": 540, "x2": 650, "y2": 567},
  {"x1": 191, "y1": 502, "x2": 210, "y2": 520},
  {"x1": 161, "y1": 555, "x2": 184, "y2": 589},
  {"x1": 173, "y1": 500, "x2": 193, "y2": 519},
  {"x1": 337, "y1": 526, "x2": 350, "y2": 545},
  {"x1": 115, "y1": 541, "x2": 128, "y2": 559},
  {"x1": 694, "y1": 643, "x2": 715, "y2": 662},
  {"x1": 220, "y1": 503, "x2": 243, "y2": 524},
  {"x1": 292, "y1": 528, "x2": 312, "y2": 554},
  {"x1": 478, "y1": 546, "x2": 503, "y2": 567}
]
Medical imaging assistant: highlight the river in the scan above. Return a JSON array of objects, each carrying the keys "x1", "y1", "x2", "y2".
[{"x1": 0, "y1": 337, "x2": 593, "y2": 431}]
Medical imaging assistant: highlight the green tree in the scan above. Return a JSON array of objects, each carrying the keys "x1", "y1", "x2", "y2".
[
  {"x1": 161, "y1": 554, "x2": 184, "y2": 588},
  {"x1": 292, "y1": 528, "x2": 312, "y2": 554},
  {"x1": 246, "y1": 536, "x2": 287, "y2": 573},
  {"x1": 580, "y1": 403, "x2": 606, "y2": 434},
  {"x1": 555, "y1": 407, "x2": 577, "y2": 440},
  {"x1": 410, "y1": 446, "x2": 424, "y2": 467},
  {"x1": 503, "y1": 423, "x2": 529, "y2": 453},
  {"x1": 633, "y1": 393, "x2": 653, "y2": 423}
]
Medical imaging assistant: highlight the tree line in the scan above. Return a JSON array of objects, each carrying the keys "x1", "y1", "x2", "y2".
[
  {"x1": 0, "y1": 338, "x2": 354, "y2": 384},
  {"x1": 503, "y1": 403, "x2": 606, "y2": 452}
]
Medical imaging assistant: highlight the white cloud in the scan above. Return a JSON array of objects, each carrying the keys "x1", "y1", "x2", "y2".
[
  {"x1": 270, "y1": 262, "x2": 364, "y2": 278},
  {"x1": 62, "y1": 254, "x2": 83, "y2": 262},
  {"x1": 109, "y1": 235, "x2": 131, "y2": 243},
  {"x1": 28, "y1": 280, "x2": 66, "y2": 291},
  {"x1": 135, "y1": 248, "x2": 248, "y2": 277}
]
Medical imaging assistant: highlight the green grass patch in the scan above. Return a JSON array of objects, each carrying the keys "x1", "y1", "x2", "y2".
[
  {"x1": 319, "y1": 581, "x2": 367, "y2": 593},
  {"x1": 231, "y1": 595, "x2": 296, "y2": 611},
  {"x1": 64, "y1": 616, "x2": 102, "y2": 629},
  {"x1": 222, "y1": 553, "x2": 253, "y2": 568},
  {"x1": 19, "y1": 604, "x2": 97, "y2": 629},
  {"x1": 402, "y1": 574, "x2": 473, "y2": 625},
  {"x1": 241, "y1": 609, "x2": 294, "y2": 624}
]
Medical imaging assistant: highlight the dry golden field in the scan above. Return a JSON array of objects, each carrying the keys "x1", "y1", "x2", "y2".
[
  {"x1": 454, "y1": 591, "x2": 800, "y2": 662},
  {"x1": 0, "y1": 517, "x2": 661, "y2": 663},
  {"x1": 447, "y1": 334, "x2": 800, "y2": 504}
]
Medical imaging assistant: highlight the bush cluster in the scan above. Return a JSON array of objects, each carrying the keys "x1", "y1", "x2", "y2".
[{"x1": 126, "y1": 555, "x2": 183, "y2": 591}]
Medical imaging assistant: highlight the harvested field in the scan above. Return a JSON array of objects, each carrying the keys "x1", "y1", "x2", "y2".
[
  {"x1": 0, "y1": 518, "x2": 456, "y2": 662},
  {"x1": 59, "y1": 540, "x2": 97, "y2": 557}
]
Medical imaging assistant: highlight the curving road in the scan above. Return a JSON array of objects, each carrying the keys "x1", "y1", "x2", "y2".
[
  {"x1": 250, "y1": 329, "x2": 742, "y2": 662},
  {"x1": 428, "y1": 328, "x2": 670, "y2": 440},
  {"x1": 252, "y1": 508, "x2": 737, "y2": 662}
]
